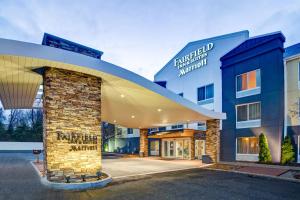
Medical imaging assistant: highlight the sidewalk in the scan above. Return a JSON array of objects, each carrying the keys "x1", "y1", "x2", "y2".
[{"x1": 206, "y1": 162, "x2": 300, "y2": 182}]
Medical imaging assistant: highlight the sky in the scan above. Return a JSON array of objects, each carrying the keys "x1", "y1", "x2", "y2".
[{"x1": 0, "y1": 0, "x2": 300, "y2": 80}]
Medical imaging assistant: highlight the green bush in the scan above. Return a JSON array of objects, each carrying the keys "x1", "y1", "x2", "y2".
[
  {"x1": 281, "y1": 136, "x2": 295, "y2": 165},
  {"x1": 259, "y1": 133, "x2": 272, "y2": 163}
]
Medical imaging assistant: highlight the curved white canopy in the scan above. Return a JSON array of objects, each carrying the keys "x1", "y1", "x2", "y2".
[{"x1": 0, "y1": 38, "x2": 226, "y2": 128}]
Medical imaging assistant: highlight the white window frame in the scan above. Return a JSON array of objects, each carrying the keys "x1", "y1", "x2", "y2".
[
  {"x1": 235, "y1": 137, "x2": 259, "y2": 162},
  {"x1": 236, "y1": 69, "x2": 261, "y2": 98},
  {"x1": 298, "y1": 98, "x2": 300, "y2": 119},
  {"x1": 298, "y1": 136, "x2": 300, "y2": 163},
  {"x1": 298, "y1": 62, "x2": 300, "y2": 89},
  {"x1": 171, "y1": 124, "x2": 184, "y2": 130},
  {"x1": 236, "y1": 102, "x2": 261, "y2": 129},
  {"x1": 197, "y1": 84, "x2": 214, "y2": 105}
]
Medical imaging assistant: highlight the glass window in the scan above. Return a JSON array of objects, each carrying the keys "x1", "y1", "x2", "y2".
[
  {"x1": 171, "y1": 124, "x2": 183, "y2": 129},
  {"x1": 206, "y1": 84, "x2": 214, "y2": 99},
  {"x1": 237, "y1": 137, "x2": 259, "y2": 154},
  {"x1": 236, "y1": 69, "x2": 260, "y2": 92},
  {"x1": 298, "y1": 62, "x2": 300, "y2": 81},
  {"x1": 197, "y1": 84, "x2": 214, "y2": 101},
  {"x1": 127, "y1": 128, "x2": 133, "y2": 134},
  {"x1": 249, "y1": 103, "x2": 261, "y2": 120},
  {"x1": 237, "y1": 105, "x2": 248, "y2": 122},
  {"x1": 236, "y1": 102, "x2": 261, "y2": 122},
  {"x1": 198, "y1": 87, "x2": 205, "y2": 101}
]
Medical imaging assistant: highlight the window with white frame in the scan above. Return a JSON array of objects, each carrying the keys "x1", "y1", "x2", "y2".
[
  {"x1": 298, "y1": 62, "x2": 300, "y2": 89},
  {"x1": 236, "y1": 69, "x2": 261, "y2": 98},
  {"x1": 298, "y1": 98, "x2": 300, "y2": 118},
  {"x1": 236, "y1": 102, "x2": 261, "y2": 128},
  {"x1": 197, "y1": 84, "x2": 214, "y2": 104},
  {"x1": 171, "y1": 124, "x2": 184, "y2": 129},
  {"x1": 237, "y1": 137, "x2": 259, "y2": 154}
]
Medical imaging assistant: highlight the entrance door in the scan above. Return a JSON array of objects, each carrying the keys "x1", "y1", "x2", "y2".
[
  {"x1": 195, "y1": 140, "x2": 205, "y2": 160},
  {"x1": 176, "y1": 140, "x2": 183, "y2": 159},
  {"x1": 163, "y1": 140, "x2": 175, "y2": 158}
]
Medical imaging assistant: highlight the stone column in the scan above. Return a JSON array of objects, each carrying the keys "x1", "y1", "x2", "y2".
[
  {"x1": 139, "y1": 129, "x2": 148, "y2": 157},
  {"x1": 190, "y1": 135, "x2": 195, "y2": 160},
  {"x1": 43, "y1": 68, "x2": 102, "y2": 181},
  {"x1": 205, "y1": 119, "x2": 220, "y2": 163}
]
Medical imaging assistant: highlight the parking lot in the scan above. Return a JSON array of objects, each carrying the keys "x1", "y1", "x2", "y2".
[{"x1": 1, "y1": 153, "x2": 300, "y2": 200}]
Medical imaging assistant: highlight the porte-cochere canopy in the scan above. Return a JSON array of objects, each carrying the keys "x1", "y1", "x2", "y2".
[{"x1": 0, "y1": 38, "x2": 226, "y2": 128}]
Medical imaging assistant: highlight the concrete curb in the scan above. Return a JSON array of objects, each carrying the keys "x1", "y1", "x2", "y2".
[
  {"x1": 204, "y1": 167, "x2": 300, "y2": 183},
  {"x1": 220, "y1": 161, "x2": 300, "y2": 170},
  {"x1": 30, "y1": 161, "x2": 112, "y2": 190}
]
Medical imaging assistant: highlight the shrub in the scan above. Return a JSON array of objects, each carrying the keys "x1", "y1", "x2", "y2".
[
  {"x1": 281, "y1": 136, "x2": 295, "y2": 165},
  {"x1": 259, "y1": 133, "x2": 272, "y2": 163}
]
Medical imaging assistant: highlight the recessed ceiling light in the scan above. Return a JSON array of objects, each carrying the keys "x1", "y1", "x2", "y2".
[
  {"x1": 131, "y1": 115, "x2": 135, "y2": 119},
  {"x1": 120, "y1": 94, "x2": 125, "y2": 98},
  {"x1": 157, "y1": 108, "x2": 162, "y2": 112}
]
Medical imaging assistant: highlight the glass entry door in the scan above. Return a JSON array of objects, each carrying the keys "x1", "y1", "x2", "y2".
[
  {"x1": 195, "y1": 140, "x2": 205, "y2": 160},
  {"x1": 176, "y1": 140, "x2": 183, "y2": 159},
  {"x1": 163, "y1": 139, "x2": 190, "y2": 159}
]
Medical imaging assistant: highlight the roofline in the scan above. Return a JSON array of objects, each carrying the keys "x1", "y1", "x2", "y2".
[
  {"x1": 154, "y1": 30, "x2": 249, "y2": 79},
  {"x1": 220, "y1": 31, "x2": 285, "y2": 61},
  {"x1": 0, "y1": 37, "x2": 226, "y2": 120},
  {"x1": 284, "y1": 53, "x2": 300, "y2": 61},
  {"x1": 42, "y1": 33, "x2": 104, "y2": 57}
]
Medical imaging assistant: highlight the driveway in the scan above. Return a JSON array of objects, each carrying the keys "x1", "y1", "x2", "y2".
[
  {"x1": 102, "y1": 157, "x2": 205, "y2": 178},
  {"x1": 1, "y1": 154, "x2": 300, "y2": 200}
]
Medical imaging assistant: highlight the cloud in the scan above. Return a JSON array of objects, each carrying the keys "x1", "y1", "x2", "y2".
[{"x1": 0, "y1": 0, "x2": 300, "y2": 80}]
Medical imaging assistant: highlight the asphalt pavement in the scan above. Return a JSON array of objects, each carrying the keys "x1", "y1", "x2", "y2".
[{"x1": 0, "y1": 153, "x2": 300, "y2": 200}]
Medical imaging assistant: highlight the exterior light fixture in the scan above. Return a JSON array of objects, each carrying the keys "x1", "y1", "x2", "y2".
[
  {"x1": 96, "y1": 171, "x2": 102, "y2": 180},
  {"x1": 81, "y1": 174, "x2": 86, "y2": 182},
  {"x1": 120, "y1": 94, "x2": 125, "y2": 98},
  {"x1": 157, "y1": 108, "x2": 162, "y2": 112},
  {"x1": 65, "y1": 175, "x2": 71, "y2": 183},
  {"x1": 113, "y1": 120, "x2": 117, "y2": 123},
  {"x1": 131, "y1": 115, "x2": 135, "y2": 119}
]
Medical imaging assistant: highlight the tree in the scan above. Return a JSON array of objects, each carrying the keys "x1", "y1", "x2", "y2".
[
  {"x1": 0, "y1": 108, "x2": 6, "y2": 140},
  {"x1": 281, "y1": 136, "x2": 295, "y2": 164},
  {"x1": 259, "y1": 133, "x2": 272, "y2": 163}
]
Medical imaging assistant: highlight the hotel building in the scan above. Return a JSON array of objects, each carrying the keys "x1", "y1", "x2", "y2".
[
  {"x1": 151, "y1": 31, "x2": 249, "y2": 160},
  {"x1": 284, "y1": 43, "x2": 300, "y2": 163},
  {"x1": 152, "y1": 30, "x2": 300, "y2": 163}
]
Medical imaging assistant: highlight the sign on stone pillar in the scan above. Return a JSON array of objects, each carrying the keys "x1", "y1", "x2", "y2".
[
  {"x1": 139, "y1": 129, "x2": 148, "y2": 157},
  {"x1": 43, "y1": 68, "x2": 102, "y2": 180},
  {"x1": 205, "y1": 119, "x2": 220, "y2": 163}
]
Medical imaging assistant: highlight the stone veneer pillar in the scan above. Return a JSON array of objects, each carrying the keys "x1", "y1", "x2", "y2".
[
  {"x1": 205, "y1": 119, "x2": 220, "y2": 163},
  {"x1": 139, "y1": 129, "x2": 148, "y2": 157},
  {"x1": 43, "y1": 68, "x2": 102, "y2": 180},
  {"x1": 190, "y1": 133, "x2": 195, "y2": 160}
]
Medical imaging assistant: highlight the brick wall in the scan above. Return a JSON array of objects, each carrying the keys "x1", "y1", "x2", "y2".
[{"x1": 43, "y1": 68, "x2": 102, "y2": 180}]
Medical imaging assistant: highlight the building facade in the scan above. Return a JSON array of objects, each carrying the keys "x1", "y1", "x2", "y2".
[
  {"x1": 284, "y1": 43, "x2": 300, "y2": 163},
  {"x1": 152, "y1": 31, "x2": 300, "y2": 163},
  {"x1": 151, "y1": 31, "x2": 249, "y2": 160},
  {"x1": 220, "y1": 32, "x2": 285, "y2": 162}
]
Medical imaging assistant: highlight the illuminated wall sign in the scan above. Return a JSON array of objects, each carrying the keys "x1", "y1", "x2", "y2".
[
  {"x1": 174, "y1": 42, "x2": 214, "y2": 77},
  {"x1": 57, "y1": 131, "x2": 98, "y2": 151}
]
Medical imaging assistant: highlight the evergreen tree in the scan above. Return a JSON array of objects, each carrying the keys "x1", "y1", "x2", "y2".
[
  {"x1": 281, "y1": 136, "x2": 295, "y2": 164},
  {"x1": 259, "y1": 133, "x2": 272, "y2": 163}
]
